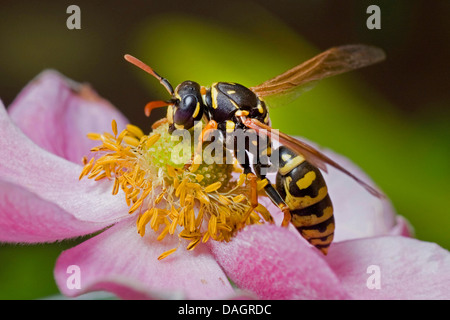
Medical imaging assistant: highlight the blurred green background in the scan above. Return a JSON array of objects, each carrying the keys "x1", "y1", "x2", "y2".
[{"x1": 0, "y1": 0, "x2": 449, "y2": 299}]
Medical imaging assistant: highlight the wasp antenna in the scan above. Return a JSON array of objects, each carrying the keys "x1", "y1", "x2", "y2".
[{"x1": 124, "y1": 54, "x2": 174, "y2": 95}]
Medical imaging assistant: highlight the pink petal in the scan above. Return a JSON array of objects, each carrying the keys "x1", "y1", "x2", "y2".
[
  {"x1": 0, "y1": 179, "x2": 103, "y2": 242},
  {"x1": 8, "y1": 70, "x2": 129, "y2": 164},
  {"x1": 0, "y1": 100, "x2": 129, "y2": 223},
  {"x1": 324, "y1": 155, "x2": 399, "y2": 241},
  {"x1": 389, "y1": 215, "x2": 413, "y2": 237},
  {"x1": 54, "y1": 217, "x2": 234, "y2": 299},
  {"x1": 210, "y1": 224, "x2": 349, "y2": 299},
  {"x1": 325, "y1": 236, "x2": 450, "y2": 299}
]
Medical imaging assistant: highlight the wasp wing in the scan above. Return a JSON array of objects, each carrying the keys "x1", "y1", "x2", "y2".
[
  {"x1": 250, "y1": 44, "x2": 385, "y2": 107},
  {"x1": 243, "y1": 118, "x2": 385, "y2": 199}
]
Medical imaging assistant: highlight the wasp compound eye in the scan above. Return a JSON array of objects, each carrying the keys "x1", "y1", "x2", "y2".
[
  {"x1": 174, "y1": 94, "x2": 197, "y2": 124},
  {"x1": 182, "y1": 94, "x2": 197, "y2": 111}
]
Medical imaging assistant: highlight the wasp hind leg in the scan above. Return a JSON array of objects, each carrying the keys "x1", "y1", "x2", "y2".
[
  {"x1": 254, "y1": 162, "x2": 291, "y2": 228},
  {"x1": 262, "y1": 182, "x2": 291, "y2": 227}
]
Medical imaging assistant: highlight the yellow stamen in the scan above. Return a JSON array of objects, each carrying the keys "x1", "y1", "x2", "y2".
[
  {"x1": 158, "y1": 248, "x2": 177, "y2": 260},
  {"x1": 111, "y1": 119, "x2": 118, "y2": 137},
  {"x1": 94, "y1": 172, "x2": 107, "y2": 181},
  {"x1": 232, "y1": 194, "x2": 246, "y2": 203},
  {"x1": 126, "y1": 124, "x2": 144, "y2": 139},
  {"x1": 116, "y1": 129, "x2": 128, "y2": 144},
  {"x1": 129, "y1": 196, "x2": 145, "y2": 214},
  {"x1": 202, "y1": 231, "x2": 210, "y2": 243},
  {"x1": 82, "y1": 120, "x2": 264, "y2": 260},
  {"x1": 204, "y1": 181, "x2": 222, "y2": 193},
  {"x1": 218, "y1": 194, "x2": 230, "y2": 205},
  {"x1": 146, "y1": 133, "x2": 160, "y2": 148},
  {"x1": 175, "y1": 178, "x2": 187, "y2": 197},
  {"x1": 195, "y1": 190, "x2": 210, "y2": 205},
  {"x1": 156, "y1": 224, "x2": 171, "y2": 241},
  {"x1": 123, "y1": 135, "x2": 141, "y2": 147},
  {"x1": 155, "y1": 190, "x2": 165, "y2": 204},
  {"x1": 112, "y1": 178, "x2": 120, "y2": 195},
  {"x1": 195, "y1": 205, "x2": 204, "y2": 227},
  {"x1": 166, "y1": 165, "x2": 177, "y2": 178},
  {"x1": 209, "y1": 214, "x2": 218, "y2": 238},
  {"x1": 79, "y1": 157, "x2": 94, "y2": 180},
  {"x1": 137, "y1": 209, "x2": 154, "y2": 236},
  {"x1": 86, "y1": 132, "x2": 102, "y2": 140},
  {"x1": 169, "y1": 216, "x2": 179, "y2": 235},
  {"x1": 187, "y1": 238, "x2": 201, "y2": 251}
]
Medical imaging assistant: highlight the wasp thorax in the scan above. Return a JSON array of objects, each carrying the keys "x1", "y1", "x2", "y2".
[{"x1": 169, "y1": 81, "x2": 204, "y2": 133}]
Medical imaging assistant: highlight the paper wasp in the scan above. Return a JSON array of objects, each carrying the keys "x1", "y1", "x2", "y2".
[{"x1": 124, "y1": 44, "x2": 386, "y2": 254}]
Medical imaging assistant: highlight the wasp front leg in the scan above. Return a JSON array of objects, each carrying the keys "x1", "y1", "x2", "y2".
[
  {"x1": 151, "y1": 117, "x2": 169, "y2": 129},
  {"x1": 239, "y1": 171, "x2": 259, "y2": 226},
  {"x1": 184, "y1": 120, "x2": 218, "y2": 171}
]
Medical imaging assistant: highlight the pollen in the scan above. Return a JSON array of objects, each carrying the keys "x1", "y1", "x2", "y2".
[{"x1": 81, "y1": 119, "x2": 270, "y2": 259}]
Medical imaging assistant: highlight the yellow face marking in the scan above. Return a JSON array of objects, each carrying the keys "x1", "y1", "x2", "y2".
[
  {"x1": 167, "y1": 105, "x2": 174, "y2": 124},
  {"x1": 174, "y1": 123, "x2": 184, "y2": 130},
  {"x1": 227, "y1": 90, "x2": 236, "y2": 95},
  {"x1": 192, "y1": 102, "x2": 200, "y2": 118},
  {"x1": 279, "y1": 155, "x2": 305, "y2": 176},
  {"x1": 296, "y1": 171, "x2": 316, "y2": 190},
  {"x1": 264, "y1": 113, "x2": 270, "y2": 124}
]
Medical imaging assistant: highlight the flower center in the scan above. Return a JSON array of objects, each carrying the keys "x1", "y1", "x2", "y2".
[{"x1": 80, "y1": 119, "x2": 271, "y2": 259}]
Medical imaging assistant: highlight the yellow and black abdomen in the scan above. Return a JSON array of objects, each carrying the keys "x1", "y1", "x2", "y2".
[{"x1": 275, "y1": 146, "x2": 335, "y2": 254}]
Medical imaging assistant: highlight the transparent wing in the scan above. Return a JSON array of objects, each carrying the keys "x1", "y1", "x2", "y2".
[
  {"x1": 250, "y1": 44, "x2": 385, "y2": 107},
  {"x1": 243, "y1": 118, "x2": 385, "y2": 199}
]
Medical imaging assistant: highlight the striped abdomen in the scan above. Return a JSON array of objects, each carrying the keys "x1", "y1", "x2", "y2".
[{"x1": 275, "y1": 146, "x2": 335, "y2": 254}]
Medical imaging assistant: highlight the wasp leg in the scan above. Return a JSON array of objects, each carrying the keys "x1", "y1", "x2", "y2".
[
  {"x1": 195, "y1": 120, "x2": 217, "y2": 161},
  {"x1": 184, "y1": 120, "x2": 218, "y2": 171},
  {"x1": 240, "y1": 172, "x2": 259, "y2": 226},
  {"x1": 254, "y1": 145, "x2": 291, "y2": 228},
  {"x1": 262, "y1": 182, "x2": 291, "y2": 227},
  {"x1": 151, "y1": 117, "x2": 169, "y2": 129}
]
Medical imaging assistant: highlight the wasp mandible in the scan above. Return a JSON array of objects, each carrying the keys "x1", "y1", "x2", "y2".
[{"x1": 124, "y1": 44, "x2": 386, "y2": 254}]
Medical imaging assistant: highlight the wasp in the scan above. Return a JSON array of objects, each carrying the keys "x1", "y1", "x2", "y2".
[{"x1": 124, "y1": 44, "x2": 386, "y2": 255}]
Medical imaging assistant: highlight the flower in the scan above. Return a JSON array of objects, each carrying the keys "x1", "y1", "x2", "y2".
[
  {"x1": 1, "y1": 70, "x2": 449, "y2": 299},
  {"x1": 79, "y1": 119, "x2": 270, "y2": 260}
]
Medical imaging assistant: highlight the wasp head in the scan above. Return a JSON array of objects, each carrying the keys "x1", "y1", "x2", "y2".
[
  {"x1": 123, "y1": 55, "x2": 205, "y2": 134},
  {"x1": 167, "y1": 81, "x2": 205, "y2": 133}
]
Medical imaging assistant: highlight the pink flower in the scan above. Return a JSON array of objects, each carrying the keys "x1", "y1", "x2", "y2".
[{"x1": 1, "y1": 71, "x2": 449, "y2": 299}]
